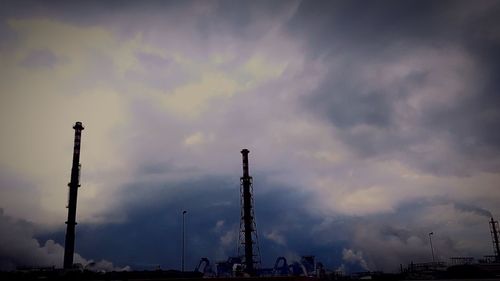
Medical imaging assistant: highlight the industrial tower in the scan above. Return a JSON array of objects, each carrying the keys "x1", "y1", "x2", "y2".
[
  {"x1": 238, "y1": 149, "x2": 261, "y2": 276},
  {"x1": 63, "y1": 122, "x2": 84, "y2": 269},
  {"x1": 490, "y1": 217, "x2": 500, "y2": 261}
]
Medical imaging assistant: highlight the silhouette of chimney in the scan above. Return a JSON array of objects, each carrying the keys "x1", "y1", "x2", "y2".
[
  {"x1": 238, "y1": 149, "x2": 260, "y2": 276},
  {"x1": 490, "y1": 217, "x2": 500, "y2": 261},
  {"x1": 63, "y1": 122, "x2": 84, "y2": 269}
]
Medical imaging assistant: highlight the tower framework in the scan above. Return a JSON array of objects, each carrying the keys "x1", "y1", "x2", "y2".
[
  {"x1": 238, "y1": 149, "x2": 261, "y2": 275},
  {"x1": 63, "y1": 122, "x2": 84, "y2": 269},
  {"x1": 490, "y1": 217, "x2": 500, "y2": 261}
]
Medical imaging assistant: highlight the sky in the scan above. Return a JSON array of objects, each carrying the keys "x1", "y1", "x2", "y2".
[{"x1": 1, "y1": 0, "x2": 500, "y2": 273}]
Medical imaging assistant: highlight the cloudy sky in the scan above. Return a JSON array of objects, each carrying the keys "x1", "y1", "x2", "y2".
[{"x1": 1, "y1": 0, "x2": 500, "y2": 273}]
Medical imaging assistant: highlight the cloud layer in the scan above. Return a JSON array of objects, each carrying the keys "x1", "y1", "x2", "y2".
[
  {"x1": 0, "y1": 209, "x2": 129, "y2": 271},
  {"x1": 1, "y1": 0, "x2": 500, "y2": 273}
]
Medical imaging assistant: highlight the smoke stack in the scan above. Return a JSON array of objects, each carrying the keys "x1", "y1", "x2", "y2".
[
  {"x1": 63, "y1": 122, "x2": 84, "y2": 269},
  {"x1": 238, "y1": 149, "x2": 260, "y2": 276},
  {"x1": 490, "y1": 217, "x2": 500, "y2": 261},
  {"x1": 242, "y1": 149, "x2": 250, "y2": 178}
]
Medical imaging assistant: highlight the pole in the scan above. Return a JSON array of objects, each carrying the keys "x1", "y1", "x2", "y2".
[
  {"x1": 182, "y1": 210, "x2": 187, "y2": 272},
  {"x1": 429, "y1": 232, "x2": 435, "y2": 263}
]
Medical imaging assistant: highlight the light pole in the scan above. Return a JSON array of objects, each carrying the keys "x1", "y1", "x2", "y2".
[
  {"x1": 182, "y1": 210, "x2": 187, "y2": 272},
  {"x1": 429, "y1": 232, "x2": 435, "y2": 263}
]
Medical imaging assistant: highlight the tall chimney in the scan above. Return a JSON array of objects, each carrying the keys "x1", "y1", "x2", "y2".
[
  {"x1": 490, "y1": 217, "x2": 500, "y2": 261},
  {"x1": 242, "y1": 149, "x2": 250, "y2": 178},
  {"x1": 63, "y1": 122, "x2": 84, "y2": 269},
  {"x1": 238, "y1": 149, "x2": 260, "y2": 276}
]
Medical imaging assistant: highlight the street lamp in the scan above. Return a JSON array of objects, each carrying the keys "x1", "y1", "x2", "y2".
[
  {"x1": 182, "y1": 210, "x2": 187, "y2": 272},
  {"x1": 429, "y1": 232, "x2": 435, "y2": 263}
]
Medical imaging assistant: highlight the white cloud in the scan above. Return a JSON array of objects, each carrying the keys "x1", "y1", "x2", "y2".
[
  {"x1": 264, "y1": 230, "x2": 287, "y2": 246},
  {"x1": 342, "y1": 248, "x2": 369, "y2": 271},
  {"x1": 0, "y1": 209, "x2": 129, "y2": 271},
  {"x1": 213, "y1": 220, "x2": 225, "y2": 232}
]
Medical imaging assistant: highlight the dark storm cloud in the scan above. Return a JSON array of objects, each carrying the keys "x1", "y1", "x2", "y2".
[
  {"x1": 336, "y1": 200, "x2": 494, "y2": 271},
  {"x1": 452, "y1": 202, "x2": 492, "y2": 218},
  {"x1": 406, "y1": 198, "x2": 493, "y2": 219},
  {"x1": 2, "y1": 0, "x2": 500, "y2": 274},
  {"x1": 287, "y1": 0, "x2": 452, "y2": 57},
  {"x1": 0, "y1": 21, "x2": 16, "y2": 50},
  {"x1": 289, "y1": 0, "x2": 500, "y2": 176},
  {"x1": 0, "y1": 0, "x2": 177, "y2": 25},
  {"x1": 67, "y1": 176, "x2": 243, "y2": 269},
  {"x1": 0, "y1": 0, "x2": 291, "y2": 42},
  {"x1": 71, "y1": 166, "x2": 492, "y2": 272},
  {"x1": 19, "y1": 49, "x2": 62, "y2": 69},
  {"x1": 37, "y1": 173, "x2": 347, "y2": 271},
  {"x1": 0, "y1": 208, "x2": 128, "y2": 271}
]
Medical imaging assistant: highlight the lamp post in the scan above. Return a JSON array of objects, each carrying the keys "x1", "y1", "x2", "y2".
[
  {"x1": 182, "y1": 210, "x2": 187, "y2": 272},
  {"x1": 429, "y1": 232, "x2": 435, "y2": 263}
]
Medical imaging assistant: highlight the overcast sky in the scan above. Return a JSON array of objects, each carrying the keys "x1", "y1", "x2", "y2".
[{"x1": 1, "y1": 0, "x2": 500, "y2": 273}]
